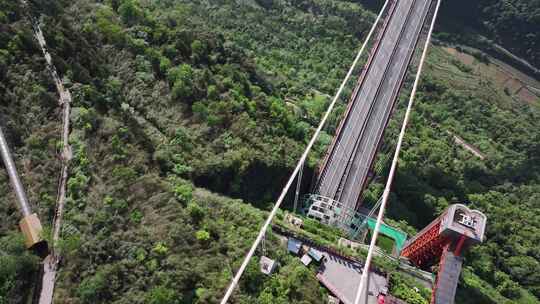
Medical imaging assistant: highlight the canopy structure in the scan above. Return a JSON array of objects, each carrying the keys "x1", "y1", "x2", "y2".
[
  {"x1": 304, "y1": 194, "x2": 407, "y2": 253},
  {"x1": 366, "y1": 218, "x2": 407, "y2": 254}
]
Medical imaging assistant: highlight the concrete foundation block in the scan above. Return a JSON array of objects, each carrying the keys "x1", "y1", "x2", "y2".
[{"x1": 19, "y1": 213, "x2": 44, "y2": 249}]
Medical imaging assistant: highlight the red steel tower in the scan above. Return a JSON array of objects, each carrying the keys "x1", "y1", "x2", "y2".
[{"x1": 400, "y1": 204, "x2": 487, "y2": 304}]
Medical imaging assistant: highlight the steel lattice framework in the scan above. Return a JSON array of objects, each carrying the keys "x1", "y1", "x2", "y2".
[
  {"x1": 401, "y1": 204, "x2": 487, "y2": 304},
  {"x1": 303, "y1": 194, "x2": 367, "y2": 238}
]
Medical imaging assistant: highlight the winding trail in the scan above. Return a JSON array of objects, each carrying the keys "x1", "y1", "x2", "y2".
[{"x1": 447, "y1": 131, "x2": 486, "y2": 160}]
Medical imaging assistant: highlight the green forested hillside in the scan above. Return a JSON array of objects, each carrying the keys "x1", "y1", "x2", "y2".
[
  {"x1": 430, "y1": 0, "x2": 539, "y2": 68},
  {"x1": 0, "y1": 0, "x2": 539, "y2": 303},
  {"x1": 439, "y1": 0, "x2": 540, "y2": 69},
  {"x1": 363, "y1": 0, "x2": 540, "y2": 70}
]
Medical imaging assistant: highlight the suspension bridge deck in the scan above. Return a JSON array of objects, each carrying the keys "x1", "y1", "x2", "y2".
[{"x1": 316, "y1": 0, "x2": 436, "y2": 211}]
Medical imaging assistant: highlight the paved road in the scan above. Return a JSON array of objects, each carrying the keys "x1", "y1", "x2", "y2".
[
  {"x1": 317, "y1": 253, "x2": 387, "y2": 304},
  {"x1": 39, "y1": 255, "x2": 57, "y2": 304},
  {"x1": 316, "y1": 0, "x2": 434, "y2": 211}
]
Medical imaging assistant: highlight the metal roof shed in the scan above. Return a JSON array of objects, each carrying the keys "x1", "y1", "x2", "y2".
[
  {"x1": 301, "y1": 254, "x2": 313, "y2": 266},
  {"x1": 287, "y1": 238, "x2": 302, "y2": 255},
  {"x1": 260, "y1": 256, "x2": 277, "y2": 275},
  {"x1": 308, "y1": 248, "x2": 324, "y2": 262}
]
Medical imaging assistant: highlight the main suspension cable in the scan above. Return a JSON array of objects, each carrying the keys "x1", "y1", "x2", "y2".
[
  {"x1": 219, "y1": 1, "x2": 391, "y2": 302},
  {"x1": 353, "y1": 0, "x2": 442, "y2": 303}
]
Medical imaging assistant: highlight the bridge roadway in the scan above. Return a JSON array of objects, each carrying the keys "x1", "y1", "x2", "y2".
[{"x1": 316, "y1": 0, "x2": 434, "y2": 211}]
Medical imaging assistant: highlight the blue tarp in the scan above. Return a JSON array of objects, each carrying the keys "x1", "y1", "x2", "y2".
[{"x1": 287, "y1": 238, "x2": 302, "y2": 255}]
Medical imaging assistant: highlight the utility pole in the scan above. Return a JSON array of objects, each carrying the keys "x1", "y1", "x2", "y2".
[{"x1": 0, "y1": 125, "x2": 47, "y2": 253}]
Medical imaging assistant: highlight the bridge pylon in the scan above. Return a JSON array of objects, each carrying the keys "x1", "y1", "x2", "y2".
[{"x1": 401, "y1": 204, "x2": 487, "y2": 304}]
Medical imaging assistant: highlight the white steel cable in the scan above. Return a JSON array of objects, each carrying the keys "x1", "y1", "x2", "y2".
[
  {"x1": 0, "y1": 126, "x2": 32, "y2": 217},
  {"x1": 293, "y1": 159, "x2": 304, "y2": 213},
  {"x1": 219, "y1": 1, "x2": 391, "y2": 302},
  {"x1": 353, "y1": 0, "x2": 442, "y2": 303}
]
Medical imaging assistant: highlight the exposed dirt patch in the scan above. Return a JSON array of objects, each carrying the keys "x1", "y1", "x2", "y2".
[
  {"x1": 447, "y1": 131, "x2": 486, "y2": 160},
  {"x1": 443, "y1": 47, "x2": 540, "y2": 104},
  {"x1": 443, "y1": 47, "x2": 475, "y2": 65},
  {"x1": 517, "y1": 87, "x2": 540, "y2": 104}
]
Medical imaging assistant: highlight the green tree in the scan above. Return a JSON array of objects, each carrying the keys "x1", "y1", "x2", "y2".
[
  {"x1": 187, "y1": 202, "x2": 206, "y2": 224},
  {"x1": 195, "y1": 230, "x2": 210, "y2": 242},
  {"x1": 167, "y1": 64, "x2": 194, "y2": 101},
  {"x1": 173, "y1": 182, "x2": 193, "y2": 203},
  {"x1": 146, "y1": 286, "x2": 181, "y2": 304},
  {"x1": 118, "y1": 0, "x2": 144, "y2": 26},
  {"x1": 78, "y1": 269, "x2": 109, "y2": 303},
  {"x1": 191, "y1": 39, "x2": 206, "y2": 62}
]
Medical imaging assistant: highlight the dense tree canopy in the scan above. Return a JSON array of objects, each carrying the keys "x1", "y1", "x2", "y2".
[{"x1": 439, "y1": 0, "x2": 540, "y2": 68}]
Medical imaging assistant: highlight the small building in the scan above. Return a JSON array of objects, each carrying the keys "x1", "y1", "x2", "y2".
[
  {"x1": 287, "y1": 238, "x2": 302, "y2": 255},
  {"x1": 260, "y1": 256, "x2": 277, "y2": 275},
  {"x1": 308, "y1": 248, "x2": 324, "y2": 263},
  {"x1": 301, "y1": 254, "x2": 313, "y2": 266}
]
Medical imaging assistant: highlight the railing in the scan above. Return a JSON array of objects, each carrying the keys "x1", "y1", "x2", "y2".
[
  {"x1": 271, "y1": 224, "x2": 387, "y2": 277},
  {"x1": 302, "y1": 194, "x2": 369, "y2": 239}
]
